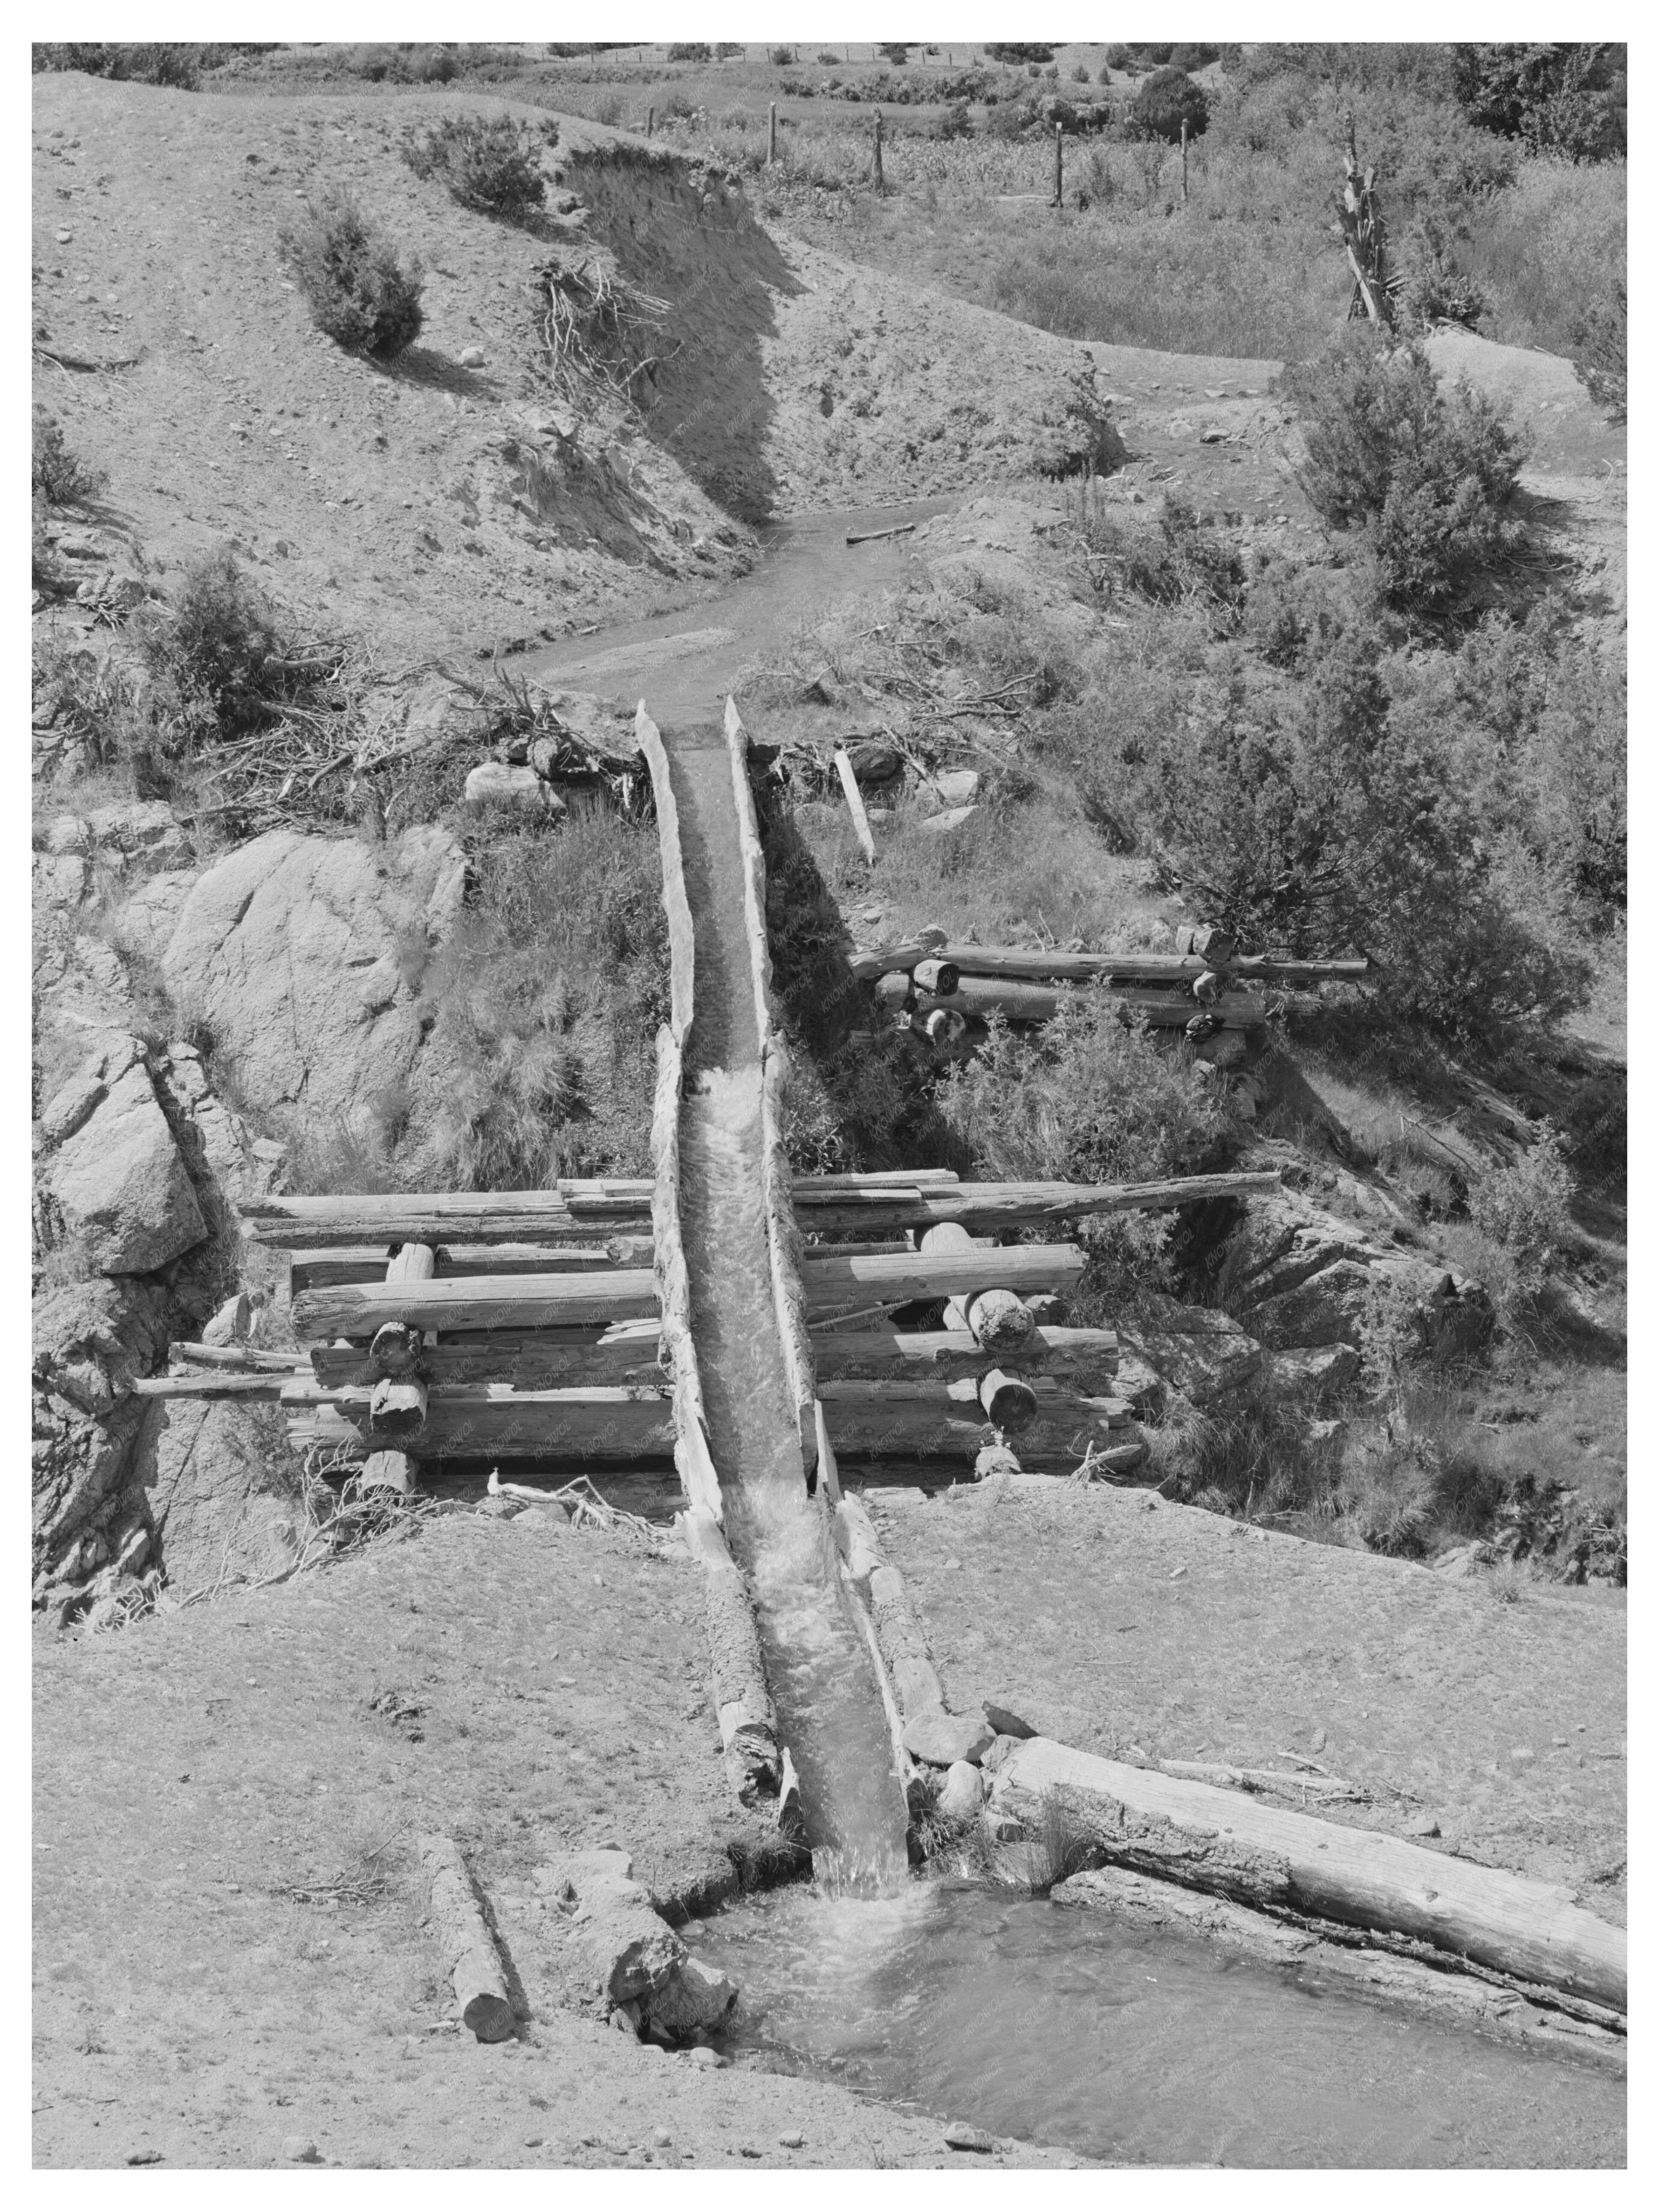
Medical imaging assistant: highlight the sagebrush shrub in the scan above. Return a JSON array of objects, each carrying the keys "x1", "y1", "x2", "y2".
[
  {"x1": 1283, "y1": 328, "x2": 1524, "y2": 609},
  {"x1": 403, "y1": 114, "x2": 552, "y2": 221},
  {"x1": 1572, "y1": 277, "x2": 1626, "y2": 417},
  {"x1": 279, "y1": 190, "x2": 423, "y2": 357},
  {"x1": 1468, "y1": 1130, "x2": 1575, "y2": 1289},
  {"x1": 149, "y1": 548, "x2": 290, "y2": 740},
  {"x1": 32, "y1": 410, "x2": 103, "y2": 506}
]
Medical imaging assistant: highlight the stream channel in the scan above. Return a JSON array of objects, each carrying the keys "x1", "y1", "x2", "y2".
[{"x1": 568, "y1": 505, "x2": 1624, "y2": 2167}]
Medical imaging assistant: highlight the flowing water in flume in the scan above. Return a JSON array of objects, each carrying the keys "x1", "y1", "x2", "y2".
[
  {"x1": 670, "y1": 732, "x2": 909, "y2": 1894},
  {"x1": 695, "y1": 1883, "x2": 1625, "y2": 2168}
]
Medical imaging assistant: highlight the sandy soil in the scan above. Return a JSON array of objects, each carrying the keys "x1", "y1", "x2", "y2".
[
  {"x1": 864, "y1": 1476, "x2": 1626, "y2": 1918},
  {"x1": 31, "y1": 1500, "x2": 1074, "y2": 2169}
]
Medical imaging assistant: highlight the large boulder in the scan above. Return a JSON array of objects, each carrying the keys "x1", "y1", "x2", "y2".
[
  {"x1": 159, "y1": 826, "x2": 467, "y2": 1131},
  {"x1": 32, "y1": 1274, "x2": 171, "y2": 1586},
  {"x1": 46, "y1": 1059, "x2": 205, "y2": 1274},
  {"x1": 132, "y1": 1397, "x2": 306, "y2": 1593},
  {"x1": 1117, "y1": 1306, "x2": 1264, "y2": 1406}
]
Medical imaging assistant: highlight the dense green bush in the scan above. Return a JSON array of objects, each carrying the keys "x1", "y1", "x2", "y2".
[
  {"x1": 278, "y1": 191, "x2": 423, "y2": 357},
  {"x1": 33, "y1": 42, "x2": 203, "y2": 88},
  {"x1": 1132, "y1": 66, "x2": 1209, "y2": 141},
  {"x1": 403, "y1": 113, "x2": 552, "y2": 221},
  {"x1": 1283, "y1": 330, "x2": 1524, "y2": 610},
  {"x1": 1572, "y1": 277, "x2": 1626, "y2": 418},
  {"x1": 1451, "y1": 42, "x2": 1626, "y2": 160},
  {"x1": 1070, "y1": 490, "x2": 1244, "y2": 624},
  {"x1": 666, "y1": 43, "x2": 711, "y2": 64}
]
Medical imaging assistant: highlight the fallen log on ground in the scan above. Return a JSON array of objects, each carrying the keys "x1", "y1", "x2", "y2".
[
  {"x1": 418, "y1": 1833, "x2": 516, "y2": 2043},
  {"x1": 987, "y1": 1736, "x2": 1626, "y2": 2011}
]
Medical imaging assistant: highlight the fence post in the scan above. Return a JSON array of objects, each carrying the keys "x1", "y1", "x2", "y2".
[
  {"x1": 768, "y1": 101, "x2": 777, "y2": 163},
  {"x1": 1053, "y1": 121, "x2": 1064, "y2": 207},
  {"x1": 873, "y1": 107, "x2": 885, "y2": 190},
  {"x1": 646, "y1": 104, "x2": 654, "y2": 138},
  {"x1": 1181, "y1": 118, "x2": 1189, "y2": 202}
]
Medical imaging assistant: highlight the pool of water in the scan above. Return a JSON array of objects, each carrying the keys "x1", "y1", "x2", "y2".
[{"x1": 695, "y1": 1882, "x2": 1625, "y2": 2168}]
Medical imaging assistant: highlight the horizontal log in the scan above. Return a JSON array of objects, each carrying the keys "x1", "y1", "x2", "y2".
[
  {"x1": 286, "y1": 1385, "x2": 679, "y2": 1461},
  {"x1": 286, "y1": 1243, "x2": 628, "y2": 1293},
  {"x1": 310, "y1": 1325, "x2": 665, "y2": 1390},
  {"x1": 801, "y1": 1245, "x2": 1084, "y2": 1316},
  {"x1": 132, "y1": 1370, "x2": 297, "y2": 1399},
  {"x1": 988, "y1": 1737, "x2": 1625, "y2": 2011},
  {"x1": 862, "y1": 944, "x2": 1370, "y2": 985},
  {"x1": 251, "y1": 1174, "x2": 1269, "y2": 1258},
  {"x1": 808, "y1": 1325, "x2": 1118, "y2": 1380},
  {"x1": 288, "y1": 1382, "x2": 1124, "y2": 1464},
  {"x1": 293, "y1": 1269, "x2": 662, "y2": 1340},
  {"x1": 167, "y1": 1341, "x2": 301, "y2": 1372}
]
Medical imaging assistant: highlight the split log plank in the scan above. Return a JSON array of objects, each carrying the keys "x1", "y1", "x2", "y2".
[
  {"x1": 988, "y1": 1736, "x2": 1625, "y2": 2011},
  {"x1": 311, "y1": 1326, "x2": 664, "y2": 1390},
  {"x1": 637, "y1": 703, "x2": 695, "y2": 1043},
  {"x1": 168, "y1": 1341, "x2": 303, "y2": 1372},
  {"x1": 287, "y1": 1243, "x2": 626, "y2": 1292},
  {"x1": 913, "y1": 981, "x2": 1272, "y2": 1027},
  {"x1": 243, "y1": 1170, "x2": 1275, "y2": 1248},
  {"x1": 834, "y1": 744, "x2": 877, "y2": 865}
]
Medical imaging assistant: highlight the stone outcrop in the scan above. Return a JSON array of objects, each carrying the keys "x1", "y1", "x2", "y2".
[
  {"x1": 1221, "y1": 1186, "x2": 1492, "y2": 1360},
  {"x1": 46, "y1": 1056, "x2": 206, "y2": 1274},
  {"x1": 132, "y1": 1397, "x2": 304, "y2": 1593},
  {"x1": 160, "y1": 824, "x2": 467, "y2": 1131}
]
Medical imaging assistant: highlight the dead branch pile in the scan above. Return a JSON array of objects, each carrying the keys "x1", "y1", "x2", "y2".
[
  {"x1": 532, "y1": 258, "x2": 671, "y2": 402},
  {"x1": 465, "y1": 669, "x2": 652, "y2": 820}
]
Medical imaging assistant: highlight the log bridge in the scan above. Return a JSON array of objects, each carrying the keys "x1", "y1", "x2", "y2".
[{"x1": 166, "y1": 702, "x2": 1279, "y2": 1494}]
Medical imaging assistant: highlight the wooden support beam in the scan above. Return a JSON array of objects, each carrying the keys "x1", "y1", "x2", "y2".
[
  {"x1": 913, "y1": 981, "x2": 1272, "y2": 1027},
  {"x1": 808, "y1": 1325, "x2": 1118, "y2": 1380},
  {"x1": 293, "y1": 1245, "x2": 1084, "y2": 1340},
  {"x1": 132, "y1": 1370, "x2": 296, "y2": 1399},
  {"x1": 834, "y1": 745, "x2": 877, "y2": 865},
  {"x1": 248, "y1": 1172, "x2": 1274, "y2": 1250},
  {"x1": 286, "y1": 1243, "x2": 631, "y2": 1293},
  {"x1": 311, "y1": 1325, "x2": 663, "y2": 1391}
]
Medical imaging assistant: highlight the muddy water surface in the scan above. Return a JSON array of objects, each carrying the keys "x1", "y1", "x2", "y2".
[{"x1": 698, "y1": 1883, "x2": 1626, "y2": 2168}]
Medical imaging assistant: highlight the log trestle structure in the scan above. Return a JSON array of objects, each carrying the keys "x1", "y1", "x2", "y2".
[{"x1": 164, "y1": 700, "x2": 1283, "y2": 1489}]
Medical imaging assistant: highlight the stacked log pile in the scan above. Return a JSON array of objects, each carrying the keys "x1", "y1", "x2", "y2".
[
  {"x1": 854, "y1": 923, "x2": 1367, "y2": 1060},
  {"x1": 138, "y1": 1164, "x2": 1278, "y2": 1490}
]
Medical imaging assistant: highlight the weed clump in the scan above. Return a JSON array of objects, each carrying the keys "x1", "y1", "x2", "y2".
[
  {"x1": 1467, "y1": 1131, "x2": 1575, "y2": 1292},
  {"x1": 32, "y1": 410, "x2": 105, "y2": 507},
  {"x1": 1282, "y1": 329, "x2": 1525, "y2": 610},
  {"x1": 403, "y1": 113, "x2": 553, "y2": 222},
  {"x1": 278, "y1": 190, "x2": 423, "y2": 358}
]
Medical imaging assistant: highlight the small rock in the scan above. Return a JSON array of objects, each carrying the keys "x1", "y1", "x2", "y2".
[
  {"x1": 974, "y1": 1443, "x2": 1021, "y2": 1481},
  {"x1": 931, "y1": 769, "x2": 980, "y2": 807},
  {"x1": 943, "y1": 2122, "x2": 995, "y2": 2153},
  {"x1": 125, "y1": 2150, "x2": 164, "y2": 2167},
  {"x1": 458, "y1": 345, "x2": 487, "y2": 368},
  {"x1": 610, "y1": 2005, "x2": 641, "y2": 2035},
  {"x1": 281, "y1": 2137, "x2": 321, "y2": 2163},
  {"x1": 687, "y1": 2044, "x2": 725, "y2": 2068},
  {"x1": 465, "y1": 762, "x2": 564, "y2": 814},
  {"x1": 778, "y1": 2131, "x2": 805, "y2": 2149},
  {"x1": 1310, "y1": 1729, "x2": 1327, "y2": 1754},
  {"x1": 201, "y1": 1290, "x2": 252, "y2": 1347},
  {"x1": 513, "y1": 1503, "x2": 572, "y2": 1529},
  {"x1": 902, "y1": 1709, "x2": 995, "y2": 1768},
  {"x1": 937, "y1": 1760, "x2": 984, "y2": 1821},
  {"x1": 653, "y1": 2129, "x2": 674, "y2": 2148},
  {"x1": 1404, "y1": 1814, "x2": 1441, "y2": 1838},
  {"x1": 1169, "y1": 1565, "x2": 1188, "y2": 1581},
  {"x1": 1510, "y1": 1746, "x2": 1536, "y2": 1765},
  {"x1": 919, "y1": 804, "x2": 979, "y2": 835}
]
